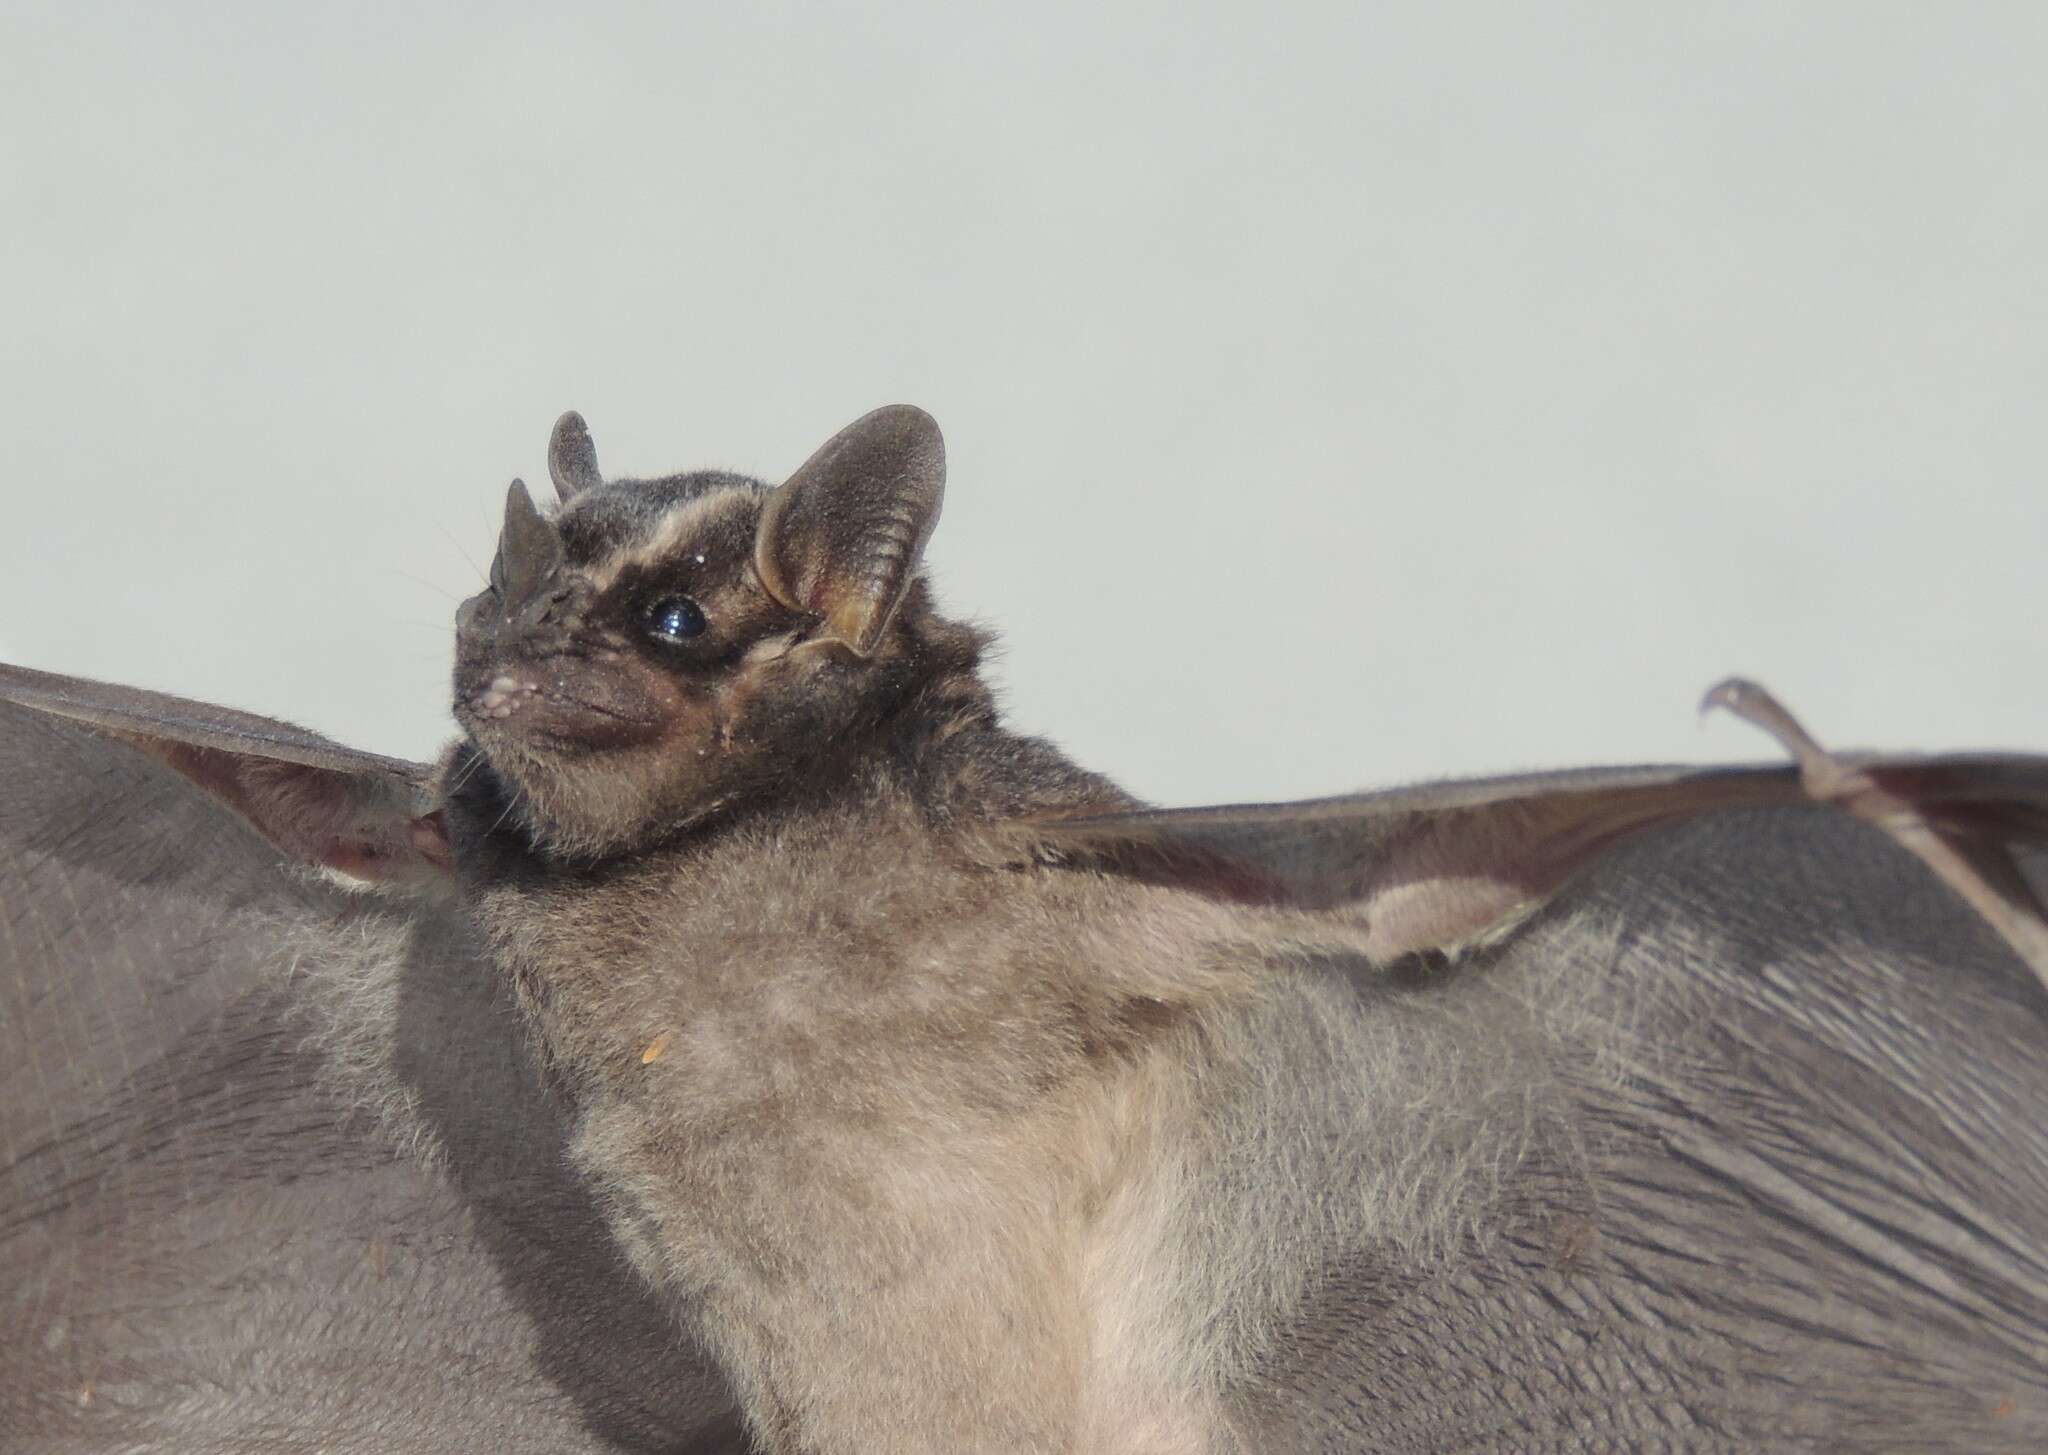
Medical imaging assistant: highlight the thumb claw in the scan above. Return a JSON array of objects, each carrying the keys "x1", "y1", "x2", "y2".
[{"x1": 1699, "y1": 676, "x2": 1759, "y2": 719}]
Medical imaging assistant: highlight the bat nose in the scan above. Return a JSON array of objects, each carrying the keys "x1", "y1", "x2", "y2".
[{"x1": 514, "y1": 583, "x2": 575, "y2": 632}]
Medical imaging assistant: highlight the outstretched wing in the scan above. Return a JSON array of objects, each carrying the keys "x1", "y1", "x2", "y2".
[
  {"x1": 1031, "y1": 679, "x2": 2048, "y2": 981},
  {"x1": 0, "y1": 692, "x2": 744, "y2": 1451},
  {"x1": 0, "y1": 662, "x2": 449, "y2": 881},
  {"x1": 1237, "y1": 804, "x2": 2048, "y2": 1449}
]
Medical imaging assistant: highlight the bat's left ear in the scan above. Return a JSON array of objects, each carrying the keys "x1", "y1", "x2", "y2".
[
  {"x1": 754, "y1": 405, "x2": 945, "y2": 656},
  {"x1": 0, "y1": 664, "x2": 452, "y2": 890},
  {"x1": 547, "y1": 409, "x2": 605, "y2": 503}
]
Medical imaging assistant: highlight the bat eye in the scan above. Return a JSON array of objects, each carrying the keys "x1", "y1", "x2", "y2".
[{"x1": 645, "y1": 596, "x2": 708, "y2": 644}]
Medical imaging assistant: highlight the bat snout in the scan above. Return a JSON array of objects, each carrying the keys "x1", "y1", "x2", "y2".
[
  {"x1": 470, "y1": 674, "x2": 541, "y2": 721},
  {"x1": 455, "y1": 647, "x2": 670, "y2": 757}
]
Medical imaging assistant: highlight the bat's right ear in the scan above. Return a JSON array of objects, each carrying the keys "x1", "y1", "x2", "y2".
[
  {"x1": 754, "y1": 405, "x2": 945, "y2": 657},
  {"x1": 0, "y1": 663, "x2": 450, "y2": 889}
]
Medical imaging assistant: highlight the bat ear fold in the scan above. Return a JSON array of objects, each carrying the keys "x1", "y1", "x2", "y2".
[{"x1": 754, "y1": 405, "x2": 945, "y2": 657}]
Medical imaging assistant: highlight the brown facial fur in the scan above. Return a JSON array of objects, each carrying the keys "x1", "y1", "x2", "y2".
[{"x1": 454, "y1": 411, "x2": 965, "y2": 864}]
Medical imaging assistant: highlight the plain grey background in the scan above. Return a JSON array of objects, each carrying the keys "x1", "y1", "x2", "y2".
[{"x1": 4, "y1": 3, "x2": 2042, "y2": 808}]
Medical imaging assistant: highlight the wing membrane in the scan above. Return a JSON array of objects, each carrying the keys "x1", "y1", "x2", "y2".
[
  {"x1": 1032, "y1": 685, "x2": 2048, "y2": 981},
  {"x1": 0, "y1": 661, "x2": 433, "y2": 788},
  {"x1": 0, "y1": 662, "x2": 447, "y2": 881}
]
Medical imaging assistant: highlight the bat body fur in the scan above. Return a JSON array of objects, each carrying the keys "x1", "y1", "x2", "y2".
[
  {"x1": 5, "y1": 405, "x2": 2048, "y2": 1451},
  {"x1": 442, "y1": 448, "x2": 1454, "y2": 1451}
]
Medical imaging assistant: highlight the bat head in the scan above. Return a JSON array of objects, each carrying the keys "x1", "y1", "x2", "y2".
[{"x1": 449, "y1": 405, "x2": 951, "y2": 858}]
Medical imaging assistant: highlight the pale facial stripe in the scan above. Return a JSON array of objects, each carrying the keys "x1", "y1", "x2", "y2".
[{"x1": 581, "y1": 489, "x2": 758, "y2": 594}]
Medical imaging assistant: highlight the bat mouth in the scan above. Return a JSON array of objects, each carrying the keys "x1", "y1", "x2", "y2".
[{"x1": 456, "y1": 667, "x2": 665, "y2": 751}]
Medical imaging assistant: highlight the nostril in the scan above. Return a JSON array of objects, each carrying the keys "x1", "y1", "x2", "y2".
[{"x1": 534, "y1": 586, "x2": 574, "y2": 627}]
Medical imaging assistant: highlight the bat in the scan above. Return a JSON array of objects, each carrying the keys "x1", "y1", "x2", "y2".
[{"x1": 5, "y1": 404, "x2": 2047, "y2": 1452}]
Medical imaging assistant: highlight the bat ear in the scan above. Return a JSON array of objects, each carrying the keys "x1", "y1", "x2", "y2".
[
  {"x1": 497, "y1": 477, "x2": 566, "y2": 601},
  {"x1": 547, "y1": 410, "x2": 605, "y2": 502},
  {"x1": 754, "y1": 405, "x2": 945, "y2": 657},
  {"x1": 0, "y1": 664, "x2": 451, "y2": 890}
]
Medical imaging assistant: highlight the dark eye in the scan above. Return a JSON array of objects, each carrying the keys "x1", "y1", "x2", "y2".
[{"x1": 645, "y1": 595, "x2": 708, "y2": 644}]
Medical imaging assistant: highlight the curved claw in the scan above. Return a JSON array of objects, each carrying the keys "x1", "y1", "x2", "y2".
[
  {"x1": 1702, "y1": 677, "x2": 1865, "y2": 800},
  {"x1": 1701, "y1": 677, "x2": 1812, "y2": 755},
  {"x1": 1703, "y1": 675, "x2": 2048, "y2": 992}
]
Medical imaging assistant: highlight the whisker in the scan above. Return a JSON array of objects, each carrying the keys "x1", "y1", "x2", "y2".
[
  {"x1": 435, "y1": 519, "x2": 488, "y2": 586},
  {"x1": 487, "y1": 787, "x2": 525, "y2": 836},
  {"x1": 446, "y1": 751, "x2": 489, "y2": 795},
  {"x1": 386, "y1": 569, "x2": 463, "y2": 604}
]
